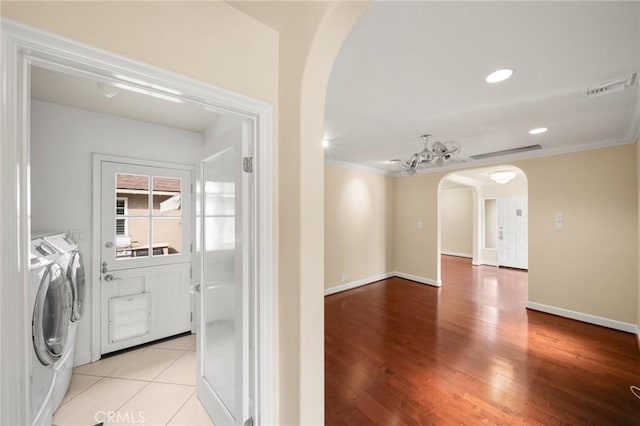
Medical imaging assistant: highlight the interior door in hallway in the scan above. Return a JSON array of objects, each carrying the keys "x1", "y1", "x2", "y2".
[{"x1": 497, "y1": 196, "x2": 528, "y2": 269}]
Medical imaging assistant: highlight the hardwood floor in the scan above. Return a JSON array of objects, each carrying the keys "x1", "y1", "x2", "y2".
[{"x1": 325, "y1": 255, "x2": 640, "y2": 425}]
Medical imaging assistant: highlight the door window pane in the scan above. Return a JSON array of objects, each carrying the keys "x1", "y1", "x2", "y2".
[
  {"x1": 116, "y1": 218, "x2": 150, "y2": 258},
  {"x1": 152, "y1": 218, "x2": 182, "y2": 255},
  {"x1": 116, "y1": 174, "x2": 149, "y2": 213},
  {"x1": 153, "y1": 176, "x2": 182, "y2": 216}
]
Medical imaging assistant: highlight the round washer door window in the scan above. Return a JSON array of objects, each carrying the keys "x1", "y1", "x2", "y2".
[
  {"x1": 33, "y1": 263, "x2": 72, "y2": 365},
  {"x1": 68, "y1": 251, "x2": 85, "y2": 322}
]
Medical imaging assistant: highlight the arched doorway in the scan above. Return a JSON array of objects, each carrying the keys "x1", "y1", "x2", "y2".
[{"x1": 438, "y1": 165, "x2": 529, "y2": 283}]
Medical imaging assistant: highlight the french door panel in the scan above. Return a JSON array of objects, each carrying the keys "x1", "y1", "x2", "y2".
[{"x1": 197, "y1": 120, "x2": 252, "y2": 426}]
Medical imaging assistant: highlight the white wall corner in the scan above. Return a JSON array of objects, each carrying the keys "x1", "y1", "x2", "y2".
[
  {"x1": 526, "y1": 301, "x2": 640, "y2": 334},
  {"x1": 324, "y1": 272, "x2": 395, "y2": 296},
  {"x1": 393, "y1": 271, "x2": 442, "y2": 287}
]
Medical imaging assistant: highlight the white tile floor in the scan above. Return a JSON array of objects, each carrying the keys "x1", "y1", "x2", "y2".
[{"x1": 53, "y1": 334, "x2": 213, "y2": 426}]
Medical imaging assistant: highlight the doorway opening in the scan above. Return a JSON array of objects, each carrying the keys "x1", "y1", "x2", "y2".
[{"x1": 437, "y1": 165, "x2": 528, "y2": 283}]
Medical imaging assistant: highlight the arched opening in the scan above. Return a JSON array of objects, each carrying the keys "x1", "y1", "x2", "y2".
[{"x1": 437, "y1": 165, "x2": 529, "y2": 284}]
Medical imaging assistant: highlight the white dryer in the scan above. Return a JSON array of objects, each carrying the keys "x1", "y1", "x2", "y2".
[
  {"x1": 42, "y1": 233, "x2": 85, "y2": 411},
  {"x1": 29, "y1": 236, "x2": 73, "y2": 426}
]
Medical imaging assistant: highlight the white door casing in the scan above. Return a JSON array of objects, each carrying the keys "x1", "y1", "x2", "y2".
[
  {"x1": 2, "y1": 19, "x2": 274, "y2": 426},
  {"x1": 497, "y1": 197, "x2": 528, "y2": 269}
]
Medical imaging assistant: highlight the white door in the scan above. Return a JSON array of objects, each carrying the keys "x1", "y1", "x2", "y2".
[
  {"x1": 196, "y1": 121, "x2": 253, "y2": 426},
  {"x1": 100, "y1": 161, "x2": 193, "y2": 354},
  {"x1": 497, "y1": 196, "x2": 528, "y2": 269}
]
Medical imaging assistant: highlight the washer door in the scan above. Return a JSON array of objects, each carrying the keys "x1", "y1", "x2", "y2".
[
  {"x1": 33, "y1": 263, "x2": 72, "y2": 365},
  {"x1": 68, "y1": 251, "x2": 85, "y2": 322}
]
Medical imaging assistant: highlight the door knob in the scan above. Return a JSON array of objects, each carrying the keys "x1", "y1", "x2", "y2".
[
  {"x1": 189, "y1": 284, "x2": 201, "y2": 294},
  {"x1": 103, "y1": 274, "x2": 121, "y2": 282}
]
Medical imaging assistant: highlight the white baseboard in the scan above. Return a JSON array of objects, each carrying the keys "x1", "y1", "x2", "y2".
[
  {"x1": 393, "y1": 271, "x2": 441, "y2": 287},
  {"x1": 441, "y1": 251, "x2": 472, "y2": 259},
  {"x1": 324, "y1": 271, "x2": 443, "y2": 295},
  {"x1": 526, "y1": 301, "x2": 640, "y2": 334},
  {"x1": 472, "y1": 261, "x2": 498, "y2": 267},
  {"x1": 324, "y1": 272, "x2": 395, "y2": 296}
]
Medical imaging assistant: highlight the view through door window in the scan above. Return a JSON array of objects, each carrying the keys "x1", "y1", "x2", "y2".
[{"x1": 115, "y1": 173, "x2": 183, "y2": 259}]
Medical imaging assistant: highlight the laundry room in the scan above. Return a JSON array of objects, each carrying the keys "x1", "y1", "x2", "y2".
[{"x1": 28, "y1": 62, "x2": 247, "y2": 425}]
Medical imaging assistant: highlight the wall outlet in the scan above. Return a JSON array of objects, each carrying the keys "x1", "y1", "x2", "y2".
[
  {"x1": 554, "y1": 212, "x2": 563, "y2": 231},
  {"x1": 341, "y1": 274, "x2": 348, "y2": 283}
]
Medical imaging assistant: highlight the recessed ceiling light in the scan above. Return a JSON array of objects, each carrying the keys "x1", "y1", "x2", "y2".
[
  {"x1": 486, "y1": 68, "x2": 514, "y2": 83},
  {"x1": 322, "y1": 139, "x2": 330, "y2": 149},
  {"x1": 528, "y1": 127, "x2": 548, "y2": 135}
]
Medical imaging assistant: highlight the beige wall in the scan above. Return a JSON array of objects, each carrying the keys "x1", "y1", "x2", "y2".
[
  {"x1": 517, "y1": 145, "x2": 637, "y2": 324},
  {"x1": 395, "y1": 144, "x2": 638, "y2": 324},
  {"x1": 395, "y1": 170, "x2": 447, "y2": 282},
  {"x1": 1, "y1": 1, "x2": 279, "y2": 103},
  {"x1": 440, "y1": 187, "x2": 473, "y2": 256},
  {"x1": 325, "y1": 165, "x2": 395, "y2": 288},
  {"x1": 637, "y1": 139, "x2": 640, "y2": 333}
]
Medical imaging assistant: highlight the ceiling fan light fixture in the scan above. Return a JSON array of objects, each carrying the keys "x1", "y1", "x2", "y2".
[
  {"x1": 486, "y1": 68, "x2": 514, "y2": 83},
  {"x1": 398, "y1": 134, "x2": 461, "y2": 175},
  {"x1": 490, "y1": 171, "x2": 517, "y2": 184}
]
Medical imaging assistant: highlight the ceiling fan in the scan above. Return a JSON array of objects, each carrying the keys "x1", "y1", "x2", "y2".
[{"x1": 395, "y1": 134, "x2": 461, "y2": 175}]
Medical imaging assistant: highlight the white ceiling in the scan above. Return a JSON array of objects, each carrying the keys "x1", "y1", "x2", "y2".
[
  {"x1": 31, "y1": 66, "x2": 218, "y2": 133},
  {"x1": 324, "y1": 1, "x2": 640, "y2": 174}
]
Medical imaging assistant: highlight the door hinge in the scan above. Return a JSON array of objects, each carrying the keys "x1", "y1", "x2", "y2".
[
  {"x1": 190, "y1": 312, "x2": 193, "y2": 322},
  {"x1": 190, "y1": 183, "x2": 193, "y2": 194},
  {"x1": 243, "y1": 156, "x2": 253, "y2": 173},
  {"x1": 190, "y1": 243, "x2": 193, "y2": 253},
  {"x1": 189, "y1": 266, "x2": 192, "y2": 279}
]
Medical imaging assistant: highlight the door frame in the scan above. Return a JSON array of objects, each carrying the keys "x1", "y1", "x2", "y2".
[{"x1": 1, "y1": 19, "x2": 274, "y2": 426}]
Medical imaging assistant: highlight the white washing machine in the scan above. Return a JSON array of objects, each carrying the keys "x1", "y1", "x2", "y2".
[
  {"x1": 41, "y1": 233, "x2": 85, "y2": 411},
  {"x1": 29, "y1": 236, "x2": 73, "y2": 426}
]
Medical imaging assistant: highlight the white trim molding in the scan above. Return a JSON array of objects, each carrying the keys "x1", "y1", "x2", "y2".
[
  {"x1": 1, "y1": 18, "x2": 275, "y2": 426},
  {"x1": 526, "y1": 302, "x2": 640, "y2": 334},
  {"x1": 472, "y1": 260, "x2": 498, "y2": 267},
  {"x1": 441, "y1": 251, "x2": 473, "y2": 259},
  {"x1": 394, "y1": 271, "x2": 442, "y2": 287},
  {"x1": 324, "y1": 272, "x2": 395, "y2": 296},
  {"x1": 324, "y1": 271, "x2": 442, "y2": 296}
]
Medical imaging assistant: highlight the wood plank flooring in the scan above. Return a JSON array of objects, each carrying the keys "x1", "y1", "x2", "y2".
[{"x1": 325, "y1": 255, "x2": 640, "y2": 425}]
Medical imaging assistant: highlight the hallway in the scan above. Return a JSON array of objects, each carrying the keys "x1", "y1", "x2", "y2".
[{"x1": 325, "y1": 255, "x2": 640, "y2": 424}]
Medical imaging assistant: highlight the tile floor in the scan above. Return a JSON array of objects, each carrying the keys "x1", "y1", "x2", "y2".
[{"x1": 53, "y1": 334, "x2": 214, "y2": 426}]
